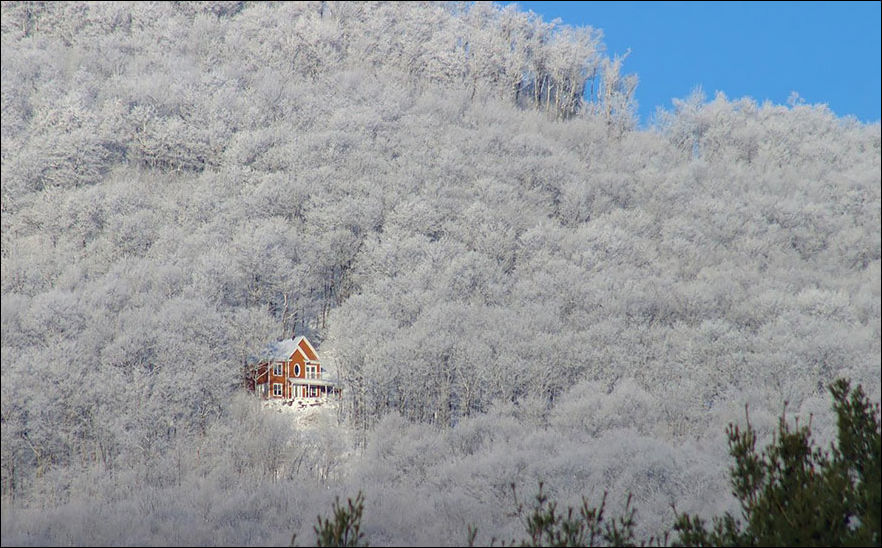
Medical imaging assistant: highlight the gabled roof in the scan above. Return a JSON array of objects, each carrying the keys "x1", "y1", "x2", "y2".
[
  {"x1": 259, "y1": 339, "x2": 300, "y2": 362},
  {"x1": 293, "y1": 335, "x2": 319, "y2": 361},
  {"x1": 255, "y1": 336, "x2": 320, "y2": 363}
]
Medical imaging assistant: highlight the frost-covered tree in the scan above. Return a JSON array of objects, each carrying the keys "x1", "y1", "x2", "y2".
[{"x1": 1, "y1": 1, "x2": 879, "y2": 546}]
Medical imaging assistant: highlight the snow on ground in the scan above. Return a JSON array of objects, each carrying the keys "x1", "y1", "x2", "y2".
[
  {"x1": 261, "y1": 397, "x2": 358, "y2": 483},
  {"x1": 261, "y1": 397, "x2": 342, "y2": 431},
  {"x1": 258, "y1": 345, "x2": 346, "y2": 431}
]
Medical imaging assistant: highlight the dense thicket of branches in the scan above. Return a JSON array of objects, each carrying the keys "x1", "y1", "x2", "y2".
[
  {"x1": 1, "y1": 1, "x2": 879, "y2": 545},
  {"x1": 305, "y1": 379, "x2": 881, "y2": 547}
]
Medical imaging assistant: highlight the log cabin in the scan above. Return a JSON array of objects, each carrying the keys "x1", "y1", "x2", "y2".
[{"x1": 245, "y1": 336, "x2": 340, "y2": 401}]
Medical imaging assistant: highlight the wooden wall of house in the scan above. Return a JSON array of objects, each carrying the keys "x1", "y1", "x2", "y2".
[
  {"x1": 298, "y1": 338, "x2": 319, "y2": 362},
  {"x1": 257, "y1": 338, "x2": 322, "y2": 400},
  {"x1": 248, "y1": 363, "x2": 269, "y2": 392},
  {"x1": 290, "y1": 349, "x2": 306, "y2": 398},
  {"x1": 266, "y1": 360, "x2": 289, "y2": 399}
]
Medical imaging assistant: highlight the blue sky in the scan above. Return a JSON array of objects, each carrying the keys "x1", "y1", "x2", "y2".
[{"x1": 508, "y1": 1, "x2": 882, "y2": 126}]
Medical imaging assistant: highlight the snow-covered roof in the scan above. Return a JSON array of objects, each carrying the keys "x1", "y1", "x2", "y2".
[
  {"x1": 292, "y1": 335, "x2": 319, "y2": 361},
  {"x1": 259, "y1": 338, "x2": 300, "y2": 362},
  {"x1": 251, "y1": 336, "x2": 322, "y2": 364}
]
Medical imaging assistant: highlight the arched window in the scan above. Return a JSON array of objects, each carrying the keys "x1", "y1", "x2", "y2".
[{"x1": 293, "y1": 364, "x2": 301, "y2": 377}]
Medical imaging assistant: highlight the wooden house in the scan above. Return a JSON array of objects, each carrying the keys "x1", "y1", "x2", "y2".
[{"x1": 245, "y1": 336, "x2": 340, "y2": 401}]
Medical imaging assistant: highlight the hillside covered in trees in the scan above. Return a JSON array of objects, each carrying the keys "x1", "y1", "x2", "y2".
[{"x1": 1, "y1": 2, "x2": 879, "y2": 545}]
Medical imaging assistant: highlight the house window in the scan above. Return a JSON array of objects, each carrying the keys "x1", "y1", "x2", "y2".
[
  {"x1": 272, "y1": 383, "x2": 283, "y2": 397},
  {"x1": 273, "y1": 363, "x2": 283, "y2": 376},
  {"x1": 293, "y1": 364, "x2": 301, "y2": 377},
  {"x1": 306, "y1": 365, "x2": 317, "y2": 379}
]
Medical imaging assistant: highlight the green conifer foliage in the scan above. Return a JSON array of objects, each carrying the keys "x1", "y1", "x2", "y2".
[
  {"x1": 673, "y1": 379, "x2": 881, "y2": 547},
  {"x1": 489, "y1": 483, "x2": 644, "y2": 547},
  {"x1": 312, "y1": 492, "x2": 368, "y2": 548},
  {"x1": 461, "y1": 379, "x2": 880, "y2": 547},
  {"x1": 313, "y1": 380, "x2": 880, "y2": 546}
]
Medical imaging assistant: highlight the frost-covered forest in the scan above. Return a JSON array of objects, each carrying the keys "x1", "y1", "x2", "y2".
[{"x1": 1, "y1": 1, "x2": 879, "y2": 546}]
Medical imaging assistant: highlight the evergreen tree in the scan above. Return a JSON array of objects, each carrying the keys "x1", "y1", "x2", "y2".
[
  {"x1": 673, "y1": 378, "x2": 881, "y2": 547},
  {"x1": 299, "y1": 492, "x2": 367, "y2": 548},
  {"x1": 460, "y1": 379, "x2": 880, "y2": 546},
  {"x1": 467, "y1": 483, "x2": 650, "y2": 547}
]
